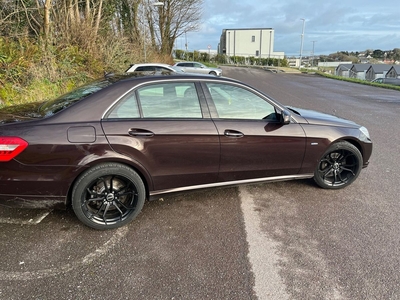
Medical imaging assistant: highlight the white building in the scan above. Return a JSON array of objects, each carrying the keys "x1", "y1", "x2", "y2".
[{"x1": 219, "y1": 28, "x2": 284, "y2": 59}]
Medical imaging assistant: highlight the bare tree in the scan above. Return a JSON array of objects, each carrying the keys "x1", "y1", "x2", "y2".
[
  {"x1": 0, "y1": 0, "x2": 203, "y2": 60},
  {"x1": 146, "y1": 0, "x2": 203, "y2": 56}
]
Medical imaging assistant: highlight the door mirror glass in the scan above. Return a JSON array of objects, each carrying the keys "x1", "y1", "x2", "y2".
[{"x1": 280, "y1": 109, "x2": 291, "y2": 125}]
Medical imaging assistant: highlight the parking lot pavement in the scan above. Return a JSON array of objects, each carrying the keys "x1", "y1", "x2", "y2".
[
  {"x1": 0, "y1": 207, "x2": 51, "y2": 226},
  {"x1": 0, "y1": 188, "x2": 256, "y2": 299}
]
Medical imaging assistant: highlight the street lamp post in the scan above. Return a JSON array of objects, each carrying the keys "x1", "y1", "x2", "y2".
[
  {"x1": 185, "y1": 31, "x2": 188, "y2": 60},
  {"x1": 299, "y1": 18, "x2": 305, "y2": 69},
  {"x1": 228, "y1": 31, "x2": 230, "y2": 64}
]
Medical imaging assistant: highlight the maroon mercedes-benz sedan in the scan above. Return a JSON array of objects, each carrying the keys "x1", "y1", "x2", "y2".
[{"x1": 0, "y1": 73, "x2": 372, "y2": 229}]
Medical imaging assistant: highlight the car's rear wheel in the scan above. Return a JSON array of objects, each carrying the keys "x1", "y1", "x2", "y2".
[
  {"x1": 72, "y1": 163, "x2": 145, "y2": 230},
  {"x1": 314, "y1": 141, "x2": 362, "y2": 189}
]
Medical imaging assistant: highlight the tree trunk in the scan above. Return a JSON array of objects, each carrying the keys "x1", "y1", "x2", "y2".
[{"x1": 43, "y1": 0, "x2": 51, "y2": 47}]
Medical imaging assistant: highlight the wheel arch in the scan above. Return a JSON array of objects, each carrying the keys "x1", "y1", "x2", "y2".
[
  {"x1": 334, "y1": 136, "x2": 369, "y2": 162},
  {"x1": 65, "y1": 157, "x2": 153, "y2": 207},
  {"x1": 313, "y1": 138, "x2": 364, "y2": 189}
]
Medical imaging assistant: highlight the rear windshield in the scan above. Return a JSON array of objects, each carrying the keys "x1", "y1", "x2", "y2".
[
  {"x1": 39, "y1": 78, "x2": 113, "y2": 116},
  {"x1": 0, "y1": 77, "x2": 116, "y2": 124}
]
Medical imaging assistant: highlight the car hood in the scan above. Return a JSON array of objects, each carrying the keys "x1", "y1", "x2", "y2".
[
  {"x1": 0, "y1": 102, "x2": 44, "y2": 125},
  {"x1": 287, "y1": 106, "x2": 359, "y2": 128}
]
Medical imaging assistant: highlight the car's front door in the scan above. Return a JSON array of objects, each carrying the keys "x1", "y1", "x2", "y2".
[
  {"x1": 202, "y1": 82, "x2": 306, "y2": 182},
  {"x1": 101, "y1": 81, "x2": 220, "y2": 192}
]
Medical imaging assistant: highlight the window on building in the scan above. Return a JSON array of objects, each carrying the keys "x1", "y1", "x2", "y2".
[
  {"x1": 256, "y1": 50, "x2": 259, "y2": 57},
  {"x1": 251, "y1": 36, "x2": 255, "y2": 42}
]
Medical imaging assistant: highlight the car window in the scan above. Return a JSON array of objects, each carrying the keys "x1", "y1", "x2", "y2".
[
  {"x1": 137, "y1": 82, "x2": 202, "y2": 118},
  {"x1": 178, "y1": 63, "x2": 192, "y2": 67},
  {"x1": 206, "y1": 83, "x2": 277, "y2": 120},
  {"x1": 40, "y1": 79, "x2": 113, "y2": 116},
  {"x1": 107, "y1": 91, "x2": 140, "y2": 118},
  {"x1": 155, "y1": 66, "x2": 171, "y2": 72},
  {"x1": 135, "y1": 66, "x2": 155, "y2": 72},
  {"x1": 193, "y1": 63, "x2": 203, "y2": 68}
]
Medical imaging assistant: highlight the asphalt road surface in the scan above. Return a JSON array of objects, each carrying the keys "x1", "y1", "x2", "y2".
[{"x1": 1, "y1": 66, "x2": 399, "y2": 299}]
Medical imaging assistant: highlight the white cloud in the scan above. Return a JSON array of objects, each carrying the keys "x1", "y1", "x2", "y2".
[{"x1": 186, "y1": 0, "x2": 400, "y2": 55}]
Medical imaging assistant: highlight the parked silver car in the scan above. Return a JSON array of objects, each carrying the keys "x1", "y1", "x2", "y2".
[
  {"x1": 173, "y1": 61, "x2": 222, "y2": 76},
  {"x1": 371, "y1": 78, "x2": 400, "y2": 86}
]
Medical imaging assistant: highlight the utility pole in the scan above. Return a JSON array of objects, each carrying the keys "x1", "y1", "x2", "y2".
[
  {"x1": 299, "y1": 18, "x2": 305, "y2": 69},
  {"x1": 311, "y1": 40, "x2": 317, "y2": 67}
]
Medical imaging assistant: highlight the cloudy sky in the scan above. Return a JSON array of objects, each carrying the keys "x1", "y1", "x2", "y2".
[{"x1": 181, "y1": 0, "x2": 400, "y2": 56}]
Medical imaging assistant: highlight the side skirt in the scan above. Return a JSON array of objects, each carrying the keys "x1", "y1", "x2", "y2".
[{"x1": 148, "y1": 174, "x2": 314, "y2": 200}]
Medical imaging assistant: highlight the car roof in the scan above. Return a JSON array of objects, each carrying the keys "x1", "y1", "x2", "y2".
[
  {"x1": 24, "y1": 71, "x2": 285, "y2": 130},
  {"x1": 116, "y1": 72, "x2": 231, "y2": 83},
  {"x1": 33, "y1": 72, "x2": 245, "y2": 125},
  {"x1": 130, "y1": 63, "x2": 171, "y2": 67}
]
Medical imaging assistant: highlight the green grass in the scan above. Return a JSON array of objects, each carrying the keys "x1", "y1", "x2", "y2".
[{"x1": 316, "y1": 71, "x2": 400, "y2": 91}]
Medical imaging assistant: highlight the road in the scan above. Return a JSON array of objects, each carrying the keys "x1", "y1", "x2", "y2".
[{"x1": 1, "y1": 66, "x2": 399, "y2": 299}]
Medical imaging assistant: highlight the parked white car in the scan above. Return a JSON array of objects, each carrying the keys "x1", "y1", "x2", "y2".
[
  {"x1": 173, "y1": 61, "x2": 222, "y2": 76},
  {"x1": 126, "y1": 63, "x2": 184, "y2": 73}
]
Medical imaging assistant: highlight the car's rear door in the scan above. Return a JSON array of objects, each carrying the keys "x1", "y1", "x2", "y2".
[
  {"x1": 202, "y1": 81, "x2": 306, "y2": 182},
  {"x1": 101, "y1": 81, "x2": 220, "y2": 192},
  {"x1": 192, "y1": 62, "x2": 209, "y2": 75},
  {"x1": 176, "y1": 63, "x2": 193, "y2": 74}
]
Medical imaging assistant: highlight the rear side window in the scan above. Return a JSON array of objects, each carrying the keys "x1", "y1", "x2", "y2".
[
  {"x1": 178, "y1": 63, "x2": 193, "y2": 67},
  {"x1": 107, "y1": 92, "x2": 140, "y2": 118},
  {"x1": 135, "y1": 66, "x2": 155, "y2": 72},
  {"x1": 137, "y1": 82, "x2": 202, "y2": 118}
]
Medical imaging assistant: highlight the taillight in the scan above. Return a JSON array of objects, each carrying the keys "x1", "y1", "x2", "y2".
[{"x1": 0, "y1": 137, "x2": 28, "y2": 162}]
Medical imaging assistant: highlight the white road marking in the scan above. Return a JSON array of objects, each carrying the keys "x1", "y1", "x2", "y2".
[
  {"x1": 0, "y1": 211, "x2": 51, "y2": 225},
  {"x1": 239, "y1": 186, "x2": 289, "y2": 300},
  {"x1": 0, "y1": 226, "x2": 128, "y2": 281}
]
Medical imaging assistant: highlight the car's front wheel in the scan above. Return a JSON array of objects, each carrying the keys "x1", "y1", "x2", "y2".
[
  {"x1": 314, "y1": 141, "x2": 363, "y2": 189},
  {"x1": 72, "y1": 163, "x2": 145, "y2": 230}
]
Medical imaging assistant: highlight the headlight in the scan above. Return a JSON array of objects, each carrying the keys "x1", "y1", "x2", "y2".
[{"x1": 359, "y1": 126, "x2": 371, "y2": 142}]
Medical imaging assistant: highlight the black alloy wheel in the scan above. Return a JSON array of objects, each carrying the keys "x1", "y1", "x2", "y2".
[
  {"x1": 72, "y1": 163, "x2": 145, "y2": 230},
  {"x1": 314, "y1": 141, "x2": 363, "y2": 189}
]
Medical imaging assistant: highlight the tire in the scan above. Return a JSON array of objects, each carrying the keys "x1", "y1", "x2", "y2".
[
  {"x1": 71, "y1": 163, "x2": 145, "y2": 230},
  {"x1": 209, "y1": 71, "x2": 217, "y2": 76},
  {"x1": 314, "y1": 141, "x2": 363, "y2": 189}
]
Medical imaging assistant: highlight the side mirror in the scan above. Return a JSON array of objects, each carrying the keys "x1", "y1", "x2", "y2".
[{"x1": 280, "y1": 109, "x2": 291, "y2": 125}]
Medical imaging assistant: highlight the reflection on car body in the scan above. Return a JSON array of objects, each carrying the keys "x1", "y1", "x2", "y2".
[{"x1": 0, "y1": 73, "x2": 372, "y2": 229}]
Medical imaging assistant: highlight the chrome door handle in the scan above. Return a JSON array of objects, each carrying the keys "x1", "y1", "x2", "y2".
[
  {"x1": 128, "y1": 129, "x2": 154, "y2": 137},
  {"x1": 224, "y1": 130, "x2": 244, "y2": 138}
]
